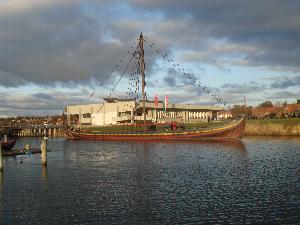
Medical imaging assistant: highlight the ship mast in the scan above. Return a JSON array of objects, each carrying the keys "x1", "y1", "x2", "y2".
[{"x1": 139, "y1": 33, "x2": 146, "y2": 124}]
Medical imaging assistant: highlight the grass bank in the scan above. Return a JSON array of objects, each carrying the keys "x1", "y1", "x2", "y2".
[{"x1": 244, "y1": 119, "x2": 300, "y2": 136}]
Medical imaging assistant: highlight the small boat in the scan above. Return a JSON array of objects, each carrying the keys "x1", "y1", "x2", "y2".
[
  {"x1": 64, "y1": 33, "x2": 246, "y2": 140},
  {"x1": 1, "y1": 139, "x2": 16, "y2": 151}
]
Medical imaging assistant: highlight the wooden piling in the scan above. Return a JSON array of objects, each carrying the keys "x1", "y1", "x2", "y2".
[
  {"x1": 0, "y1": 143, "x2": 3, "y2": 172},
  {"x1": 41, "y1": 139, "x2": 47, "y2": 166},
  {"x1": 25, "y1": 144, "x2": 30, "y2": 151}
]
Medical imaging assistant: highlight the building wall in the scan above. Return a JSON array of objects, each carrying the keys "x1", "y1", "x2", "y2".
[
  {"x1": 67, "y1": 101, "x2": 136, "y2": 126},
  {"x1": 67, "y1": 101, "x2": 222, "y2": 126}
]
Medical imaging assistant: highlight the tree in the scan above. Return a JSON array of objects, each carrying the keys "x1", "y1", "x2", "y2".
[
  {"x1": 230, "y1": 105, "x2": 253, "y2": 118},
  {"x1": 260, "y1": 101, "x2": 273, "y2": 108}
]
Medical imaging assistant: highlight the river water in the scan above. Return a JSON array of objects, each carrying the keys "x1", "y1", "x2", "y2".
[{"x1": 0, "y1": 137, "x2": 299, "y2": 225}]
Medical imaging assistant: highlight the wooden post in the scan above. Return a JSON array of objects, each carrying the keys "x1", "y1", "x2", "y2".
[
  {"x1": 41, "y1": 139, "x2": 47, "y2": 166},
  {"x1": 25, "y1": 144, "x2": 30, "y2": 151},
  {"x1": 42, "y1": 165, "x2": 48, "y2": 185},
  {"x1": 4, "y1": 135, "x2": 7, "y2": 143},
  {"x1": 0, "y1": 143, "x2": 3, "y2": 172}
]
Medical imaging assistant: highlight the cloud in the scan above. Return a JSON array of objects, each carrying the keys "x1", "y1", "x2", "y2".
[
  {"x1": 0, "y1": 0, "x2": 143, "y2": 87},
  {"x1": 270, "y1": 75, "x2": 300, "y2": 89},
  {"x1": 32, "y1": 92, "x2": 54, "y2": 100},
  {"x1": 221, "y1": 81, "x2": 266, "y2": 94},
  {"x1": 268, "y1": 90, "x2": 300, "y2": 100},
  {"x1": 0, "y1": 0, "x2": 299, "y2": 114},
  {"x1": 0, "y1": 89, "x2": 98, "y2": 115},
  {"x1": 162, "y1": 67, "x2": 200, "y2": 88},
  {"x1": 128, "y1": 0, "x2": 300, "y2": 72},
  {"x1": 1, "y1": 0, "x2": 299, "y2": 88}
]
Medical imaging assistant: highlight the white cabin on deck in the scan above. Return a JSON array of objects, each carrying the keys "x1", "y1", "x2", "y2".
[{"x1": 66, "y1": 98, "x2": 223, "y2": 127}]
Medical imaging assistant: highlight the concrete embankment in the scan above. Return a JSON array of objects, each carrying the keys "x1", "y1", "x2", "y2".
[{"x1": 244, "y1": 119, "x2": 300, "y2": 136}]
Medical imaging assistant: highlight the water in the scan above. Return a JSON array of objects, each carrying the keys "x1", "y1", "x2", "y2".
[{"x1": 0, "y1": 137, "x2": 299, "y2": 224}]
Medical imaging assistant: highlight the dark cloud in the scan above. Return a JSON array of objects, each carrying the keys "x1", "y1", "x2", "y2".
[
  {"x1": 163, "y1": 68, "x2": 179, "y2": 87},
  {"x1": 129, "y1": 0, "x2": 300, "y2": 71},
  {"x1": 268, "y1": 90, "x2": 300, "y2": 100},
  {"x1": 0, "y1": 70, "x2": 26, "y2": 87},
  {"x1": 0, "y1": 89, "x2": 97, "y2": 115},
  {"x1": 1, "y1": 0, "x2": 299, "y2": 89},
  {"x1": 163, "y1": 76, "x2": 176, "y2": 87},
  {"x1": 270, "y1": 75, "x2": 300, "y2": 89},
  {"x1": 0, "y1": 0, "x2": 299, "y2": 114},
  {"x1": 0, "y1": 0, "x2": 147, "y2": 87},
  {"x1": 162, "y1": 67, "x2": 200, "y2": 88},
  {"x1": 221, "y1": 81, "x2": 266, "y2": 94},
  {"x1": 32, "y1": 92, "x2": 54, "y2": 100}
]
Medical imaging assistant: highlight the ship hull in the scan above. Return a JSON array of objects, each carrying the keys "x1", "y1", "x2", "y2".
[
  {"x1": 1, "y1": 140, "x2": 16, "y2": 151},
  {"x1": 64, "y1": 117, "x2": 246, "y2": 141}
]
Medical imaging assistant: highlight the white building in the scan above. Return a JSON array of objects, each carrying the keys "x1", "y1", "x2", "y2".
[{"x1": 66, "y1": 98, "x2": 223, "y2": 127}]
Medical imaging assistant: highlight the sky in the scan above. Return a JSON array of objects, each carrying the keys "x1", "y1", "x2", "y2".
[{"x1": 0, "y1": 0, "x2": 299, "y2": 116}]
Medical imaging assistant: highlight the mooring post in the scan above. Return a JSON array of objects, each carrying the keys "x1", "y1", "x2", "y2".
[
  {"x1": 25, "y1": 144, "x2": 30, "y2": 151},
  {"x1": 41, "y1": 139, "x2": 47, "y2": 166},
  {"x1": 0, "y1": 143, "x2": 3, "y2": 172},
  {"x1": 3, "y1": 135, "x2": 7, "y2": 143}
]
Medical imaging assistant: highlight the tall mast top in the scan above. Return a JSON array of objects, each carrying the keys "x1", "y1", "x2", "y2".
[{"x1": 139, "y1": 32, "x2": 146, "y2": 124}]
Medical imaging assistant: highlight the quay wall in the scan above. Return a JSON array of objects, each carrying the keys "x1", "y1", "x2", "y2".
[
  {"x1": 10, "y1": 127, "x2": 64, "y2": 137},
  {"x1": 244, "y1": 119, "x2": 300, "y2": 136}
]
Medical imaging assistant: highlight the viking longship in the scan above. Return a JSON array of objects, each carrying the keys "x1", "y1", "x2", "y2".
[{"x1": 64, "y1": 33, "x2": 246, "y2": 140}]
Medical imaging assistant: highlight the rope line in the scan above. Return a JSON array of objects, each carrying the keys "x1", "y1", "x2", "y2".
[
  {"x1": 88, "y1": 38, "x2": 139, "y2": 98},
  {"x1": 91, "y1": 43, "x2": 140, "y2": 119},
  {"x1": 143, "y1": 35, "x2": 231, "y2": 110}
]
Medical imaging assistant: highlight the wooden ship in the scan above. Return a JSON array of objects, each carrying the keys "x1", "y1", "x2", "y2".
[
  {"x1": 1, "y1": 135, "x2": 16, "y2": 151},
  {"x1": 64, "y1": 33, "x2": 246, "y2": 140},
  {"x1": 1, "y1": 140, "x2": 16, "y2": 151}
]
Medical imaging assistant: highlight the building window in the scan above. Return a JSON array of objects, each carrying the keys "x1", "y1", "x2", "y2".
[{"x1": 82, "y1": 113, "x2": 91, "y2": 118}]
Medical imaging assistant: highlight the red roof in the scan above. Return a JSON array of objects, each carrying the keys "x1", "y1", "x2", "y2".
[
  {"x1": 252, "y1": 106, "x2": 279, "y2": 117},
  {"x1": 284, "y1": 104, "x2": 300, "y2": 112}
]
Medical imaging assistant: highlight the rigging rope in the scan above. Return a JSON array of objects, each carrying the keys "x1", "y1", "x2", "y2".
[
  {"x1": 143, "y1": 35, "x2": 231, "y2": 110},
  {"x1": 91, "y1": 43, "x2": 140, "y2": 119},
  {"x1": 88, "y1": 38, "x2": 139, "y2": 98}
]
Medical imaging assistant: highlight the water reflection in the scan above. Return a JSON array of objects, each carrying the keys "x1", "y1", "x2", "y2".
[
  {"x1": 41, "y1": 166, "x2": 48, "y2": 186},
  {"x1": 0, "y1": 137, "x2": 299, "y2": 224},
  {"x1": 67, "y1": 138, "x2": 247, "y2": 152},
  {"x1": 0, "y1": 172, "x2": 3, "y2": 195}
]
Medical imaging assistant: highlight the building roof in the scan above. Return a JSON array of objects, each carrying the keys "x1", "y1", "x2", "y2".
[
  {"x1": 103, "y1": 98, "x2": 135, "y2": 103},
  {"x1": 252, "y1": 106, "x2": 279, "y2": 116},
  {"x1": 284, "y1": 104, "x2": 300, "y2": 112}
]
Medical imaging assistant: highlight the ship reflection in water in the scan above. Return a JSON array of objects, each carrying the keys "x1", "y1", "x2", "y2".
[{"x1": 0, "y1": 137, "x2": 299, "y2": 224}]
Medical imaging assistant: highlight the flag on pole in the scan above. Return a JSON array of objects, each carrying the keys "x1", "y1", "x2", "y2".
[
  {"x1": 154, "y1": 94, "x2": 158, "y2": 108},
  {"x1": 164, "y1": 95, "x2": 168, "y2": 111}
]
